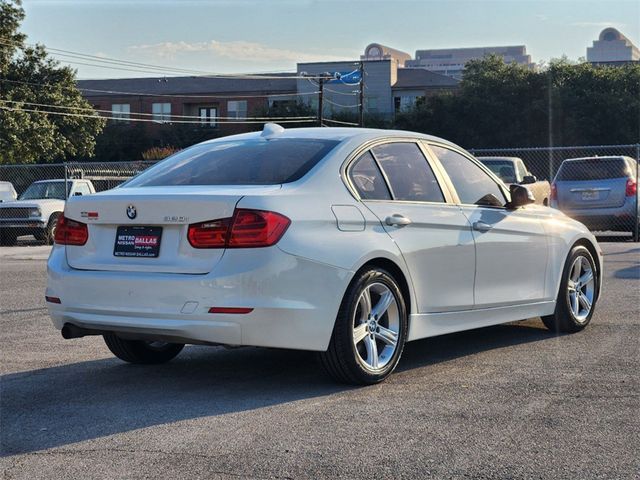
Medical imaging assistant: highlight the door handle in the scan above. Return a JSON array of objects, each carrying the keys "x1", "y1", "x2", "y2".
[
  {"x1": 385, "y1": 214, "x2": 412, "y2": 227},
  {"x1": 472, "y1": 221, "x2": 493, "y2": 232}
]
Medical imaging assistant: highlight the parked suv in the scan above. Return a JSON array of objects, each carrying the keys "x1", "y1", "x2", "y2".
[
  {"x1": 551, "y1": 156, "x2": 638, "y2": 235},
  {"x1": 0, "y1": 179, "x2": 95, "y2": 245}
]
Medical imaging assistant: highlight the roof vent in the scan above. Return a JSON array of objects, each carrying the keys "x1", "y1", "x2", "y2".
[{"x1": 261, "y1": 123, "x2": 285, "y2": 139}]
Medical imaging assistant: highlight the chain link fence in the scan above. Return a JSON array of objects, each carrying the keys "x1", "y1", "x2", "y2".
[
  {"x1": 470, "y1": 144, "x2": 640, "y2": 241},
  {"x1": 0, "y1": 161, "x2": 156, "y2": 245},
  {"x1": 1, "y1": 143, "x2": 639, "y2": 245}
]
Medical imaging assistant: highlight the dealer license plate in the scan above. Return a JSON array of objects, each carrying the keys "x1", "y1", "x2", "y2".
[{"x1": 114, "y1": 226, "x2": 162, "y2": 258}]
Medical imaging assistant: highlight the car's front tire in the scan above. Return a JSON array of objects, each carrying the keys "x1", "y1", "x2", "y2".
[
  {"x1": 542, "y1": 245, "x2": 598, "y2": 333},
  {"x1": 319, "y1": 267, "x2": 408, "y2": 385},
  {"x1": 103, "y1": 333, "x2": 184, "y2": 364}
]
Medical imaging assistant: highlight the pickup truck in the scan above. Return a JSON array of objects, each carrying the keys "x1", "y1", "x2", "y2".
[
  {"x1": 0, "y1": 179, "x2": 95, "y2": 245},
  {"x1": 478, "y1": 156, "x2": 551, "y2": 206}
]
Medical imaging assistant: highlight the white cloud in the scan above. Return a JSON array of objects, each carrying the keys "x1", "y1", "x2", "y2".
[{"x1": 127, "y1": 40, "x2": 350, "y2": 64}]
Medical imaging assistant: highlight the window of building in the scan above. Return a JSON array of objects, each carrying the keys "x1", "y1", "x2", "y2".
[
  {"x1": 111, "y1": 104, "x2": 130, "y2": 122},
  {"x1": 367, "y1": 97, "x2": 378, "y2": 112},
  {"x1": 199, "y1": 107, "x2": 218, "y2": 126},
  {"x1": 152, "y1": 103, "x2": 171, "y2": 123},
  {"x1": 372, "y1": 142, "x2": 445, "y2": 203},
  {"x1": 227, "y1": 100, "x2": 248, "y2": 119}
]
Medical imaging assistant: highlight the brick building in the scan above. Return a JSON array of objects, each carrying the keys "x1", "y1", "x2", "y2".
[{"x1": 78, "y1": 74, "x2": 300, "y2": 136}]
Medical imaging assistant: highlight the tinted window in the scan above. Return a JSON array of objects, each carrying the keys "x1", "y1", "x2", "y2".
[
  {"x1": 432, "y1": 145, "x2": 506, "y2": 207},
  {"x1": 556, "y1": 158, "x2": 632, "y2": 181},
  {"x1": 349, "y1": 151, "x2": 391, "y2": 200},
  {"x1": 124, "y1": 138, "x2": 339, "y2": 187},
  {"x1": 372, "y1": 143, "x2": 444, "y2": 202}
]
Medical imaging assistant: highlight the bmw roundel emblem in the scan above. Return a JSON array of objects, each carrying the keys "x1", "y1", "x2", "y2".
[{"x1": 126, "y1": 205, "x2": 137, "y2": 220}]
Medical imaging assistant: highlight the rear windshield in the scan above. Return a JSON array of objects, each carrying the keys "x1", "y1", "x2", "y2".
[
  {"x1": 124, "y1": 138, "x2": 340, "y2": 187},
  {"x1": 479, "y1": 160, "x2": 516, "y2": 182},
  {"x1": 556, "y1": 158, "x2": 631, "y2": 181}
]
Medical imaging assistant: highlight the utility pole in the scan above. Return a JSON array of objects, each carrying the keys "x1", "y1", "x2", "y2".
[
  {"x1": 358, "y1": 61, "x2": 364, "y2": 127},
  {"x1": 317, "y1": 77, "x2": 324, "y2": 127}
]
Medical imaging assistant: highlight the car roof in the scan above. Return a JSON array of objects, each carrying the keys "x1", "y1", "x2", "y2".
[
  {"x1": 198, "y1": 126, "x2": 462, "y2": 150},
  {"x1": 562, "y1": 156, "x2": 631, "y2": 162}
]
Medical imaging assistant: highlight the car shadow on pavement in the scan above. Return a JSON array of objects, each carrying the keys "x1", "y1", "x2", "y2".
[{"x1": 1, "y1": 320, "x2": 555, "y2": 457}]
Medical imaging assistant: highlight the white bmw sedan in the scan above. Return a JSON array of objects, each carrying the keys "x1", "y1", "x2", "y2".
[{"x1": 47, "y1": 125, "x2": 602, "y2": 384}]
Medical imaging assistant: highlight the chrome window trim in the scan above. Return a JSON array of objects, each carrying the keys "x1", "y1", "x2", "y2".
[{"x1": 341, "y1": 137, "x2": 457, "y2": 205}]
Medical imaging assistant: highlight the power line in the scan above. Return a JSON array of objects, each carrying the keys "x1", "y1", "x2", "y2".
[
  {"x1": 0, "y1": 37, "x2": 327, "y2": 80},
  {"x1": 1, "y1": 78, "x2": 319, "y2": 99},
  {"x1": 324, "y1": 98, "x2": 362, "y2": 109},
  {"x1": 0, "y1": 99, "x2": 316, "y2": 121},
  {"x1": 0, "y1": 104, "x2": 317, "y2": 125}
]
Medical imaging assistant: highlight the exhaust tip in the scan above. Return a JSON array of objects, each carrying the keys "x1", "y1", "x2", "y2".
[{"x1": 61, "y1": 323, "x2": 85, "y2": 339}]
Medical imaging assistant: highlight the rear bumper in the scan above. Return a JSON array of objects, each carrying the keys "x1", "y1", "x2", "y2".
[
  {"x1": 551, "y1": 200, "x2": 638, "y2": 231},
  {"x1": 46, "y1": 245, "x2": 351, "y2": 351}
]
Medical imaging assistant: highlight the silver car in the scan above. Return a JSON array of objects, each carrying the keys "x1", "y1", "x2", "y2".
[{"x1": 551, "y1": 156, "x2": 638, "y2": 234}]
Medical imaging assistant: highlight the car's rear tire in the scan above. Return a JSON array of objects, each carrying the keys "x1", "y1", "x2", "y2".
[
  {"x1": 103, "y1": 333, "x2": 184, "y2": 364},
  {"x1": 318, "y1": 267, "x2": 408, "y2": 385},
  {"x1": 542, "y1": 245, "x2": 598, "y2": 333}
]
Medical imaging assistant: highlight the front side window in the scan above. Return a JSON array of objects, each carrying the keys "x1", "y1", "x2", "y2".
[
  {"x1": 432, "y1": 145, "x2": 506, "y2": 207},
  {"x1": 372, "y1": 142, "x2": 445, "y2": 203},
  {"x1": 152, "y1": 103, "x2": 171, "y2": 123},
  {"x1": 123, "y1": 138, "x2": 339, "y2": 187},
  {"x1": 349, "y1": 151, "x2": 391, "y2": 200},
  {"x1": 227, "y1": 100, "x2": 247, "y2": 119},
  {"x1": 111, "y1": 103, "x2": 130, "y2": 122}
]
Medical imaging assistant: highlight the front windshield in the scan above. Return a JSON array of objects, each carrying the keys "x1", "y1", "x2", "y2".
[{"x1": 19, "y1": 182, "x2": 69, "y2": 200}]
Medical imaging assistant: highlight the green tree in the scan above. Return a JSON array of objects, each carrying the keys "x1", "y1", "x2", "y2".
[
  {"x1": 395, "y1": 55, "x2": 640, "y2": 148},
  {"x1": 0, "y1": 0, "x2": 105, "y2": 164}
]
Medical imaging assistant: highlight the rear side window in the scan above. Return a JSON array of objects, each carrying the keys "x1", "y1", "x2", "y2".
[
  {"x1": 349, "y1": 151, "x2": 391, "y2": 200},
  {"x1": 124, "y1": 138, "x2": 339, "y2": 187},
  {"x1": 371, "y1": 142, "x2": 445, "y2": 203},
  {"x1": 556, "y1": 158, "x2": 631, "y2": 181}
]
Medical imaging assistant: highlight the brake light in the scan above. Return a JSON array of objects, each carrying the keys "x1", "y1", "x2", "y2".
[
  {"x1": 54, "y1": 214, "x2": 88, "y2": 246},
  {"x1": 187, "y1": 209, "x2": 290, "y2": 249},
  {"x1": 550, "y1": 183, "x2": 557, "y2": 201},
  {"x1": 208, "y1": 307, "x2": 253, "y2": 314},
  {"x1": 187, "y1": 218, "x2": 230, "y2": 248},
  {"x1": 626, "y1": 178, "x2": 637, "y2": 197}
]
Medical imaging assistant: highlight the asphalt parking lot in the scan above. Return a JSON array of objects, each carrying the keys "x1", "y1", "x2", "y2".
[{"x1": 1, "y1": 243, "x2": 638, "y2": 479}]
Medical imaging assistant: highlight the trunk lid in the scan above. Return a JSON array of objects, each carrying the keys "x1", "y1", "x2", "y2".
[
  {"x1": 63, "y1": 185, "x2": 281, "y2": 274},
  {"x1": 555, "y1": 178, "x2": 628, "y2": 209}
]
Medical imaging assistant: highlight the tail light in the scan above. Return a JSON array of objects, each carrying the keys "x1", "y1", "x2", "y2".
[
  {"x1": 625, "y1": 178, "x2": 637, "y2": 197},
  {"x1": 54, "y1": 214, "x2": 88, "y2": 246},
  {"x1": 187, "y1": 209, "x2": 290, "y2": 249},
  {"x1": 550, "y1": 183, "x2": 557, "y2": 201}
]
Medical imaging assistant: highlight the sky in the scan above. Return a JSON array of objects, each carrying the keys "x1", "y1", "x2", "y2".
[{"x1": 19, "y1": 0, "x2": 640, "y2": 79}]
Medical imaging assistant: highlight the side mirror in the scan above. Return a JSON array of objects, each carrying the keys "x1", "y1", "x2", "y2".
[
  {"x1": 521, "y1": 175, "x2": 537, "y2": 184},
  {"x1": 74, "y1": 191, "x2": 83, "y2": 196},
  {"x1": 507, "y1": 184, "x2": 535, "y2": 209}
]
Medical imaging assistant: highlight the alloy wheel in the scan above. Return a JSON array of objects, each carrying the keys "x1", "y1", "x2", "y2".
[{"x1": 352, "y1": 282, "x2": 400, "y2": 371}]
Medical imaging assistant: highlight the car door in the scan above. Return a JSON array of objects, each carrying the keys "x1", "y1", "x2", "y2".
[
  {"x1": 348, "y1": 140, "x2": 476, "y2": 313},
  {"x1": 428, "y1": 143, "x2": 548, "y2": 309}
]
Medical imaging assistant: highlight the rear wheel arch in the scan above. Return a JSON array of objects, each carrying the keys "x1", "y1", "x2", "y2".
[{"x1": 352, "y1": 258, "x2": 412, "y2": 318}]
